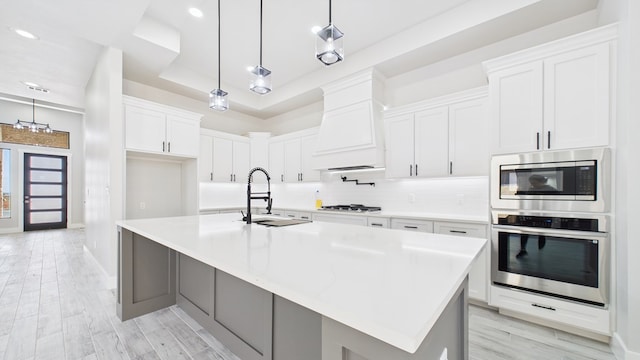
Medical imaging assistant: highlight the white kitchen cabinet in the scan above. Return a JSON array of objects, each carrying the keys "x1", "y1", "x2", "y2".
[
  {"x1": 124, "y1": 96, "x2": 201, "y2": 158},
  {"x1": 312, "y1": 213, "x2": 368, "y2": 226},
  {"x1": 384, "y1": 88, "x2": 488, "y2": 178},
  {"x1": 490, "y1": 285, "x2": 610, "y2": 335},
  {"x1": 278, "y1": 131, "x2": 320, "y2": 183},
  {"x1": 268, "y1": 141, "x2": 285, "y2": 183},
  {"x1": 284, "y1": 211, "x2": 312, "y2": 221},
  {"x1": 367, "y1": 217, "x2": 390, "y2": 228},
  {"x1": 390, "y1": 218, "x2": 434, "y2": 233},
  {"x1": 434, "y1": 221, "x2": 488, "y2": 302},
  {"x1": 200, "y1": 130, "x2": 250, "y2": 183},
  {"x1": 485, "y1": 26, "x2": 615, "y2": 154}
]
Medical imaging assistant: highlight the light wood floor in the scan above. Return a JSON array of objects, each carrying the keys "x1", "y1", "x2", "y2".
[{"x1": 0, "y1": 229, "x2": 618, "y2": 360}]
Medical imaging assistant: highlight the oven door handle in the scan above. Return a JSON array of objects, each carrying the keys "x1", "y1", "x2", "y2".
[{"x1": 492, "y1": 224, "x2": 608, "y2": 240}]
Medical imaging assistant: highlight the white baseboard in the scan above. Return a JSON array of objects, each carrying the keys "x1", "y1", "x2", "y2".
[
  {"x1": 0, "y1": 227, "x2": 20, "y2": 234},
  {"x1": 68, "y1": 223, "x2": 85, "y2": 229},
  {"x1": 612, "y1": 332, "x2": 640, "y2": 360},
  {"x1": 82, "y1": 245, "x2": 117, "y2": 290}
]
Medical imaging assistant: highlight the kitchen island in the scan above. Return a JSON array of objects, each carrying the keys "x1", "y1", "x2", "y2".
[{"x1": 116, "y1": 213, "x2": 486, "y2": 360}]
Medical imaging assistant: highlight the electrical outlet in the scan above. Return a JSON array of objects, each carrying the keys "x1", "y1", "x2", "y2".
[
  {"x1": 139, "y1": 202, "x2": 146, "y2": 210},
  {"x1": 439, "y1": 347, "x2": 448, "y2": 360}
]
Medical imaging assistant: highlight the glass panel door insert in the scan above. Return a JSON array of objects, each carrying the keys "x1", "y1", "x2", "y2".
[{"x1": 23, "y1": 153, "x2": 67, "y2": 231}]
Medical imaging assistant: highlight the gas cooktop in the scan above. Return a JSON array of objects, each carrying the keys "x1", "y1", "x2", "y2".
[{"x1": 319, "y1": 204, "x2": 382, "y2": 213}]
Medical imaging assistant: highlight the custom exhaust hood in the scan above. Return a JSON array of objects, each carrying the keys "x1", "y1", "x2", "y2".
[{"x1": 312, "y1": 69, "x2": 385, "y2": 171}]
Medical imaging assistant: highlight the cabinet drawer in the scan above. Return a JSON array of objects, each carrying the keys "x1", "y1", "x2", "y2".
[
  {"x1": 284, "y1": 211, "x2": 312, "y2": 221},
  {"x1": 433, "y1": 221, "x2": 486, "y2": 238},
  {"x1": 367, "y1": 217, "x2": 390, "y2": 228},
  {"x1": 390, "y1": 219, "x2": 433, "y2": 233},
  {"x1": 490, "y1": 285, "x2": 610, "y2": 335},
  {"x1": 312, "y1": 213, "x2": 367, "y2": 226}
]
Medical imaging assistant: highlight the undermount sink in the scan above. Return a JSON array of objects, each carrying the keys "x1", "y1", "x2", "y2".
[{"x1": 253, "y1": 219, "x2": 312, "y2": 227}]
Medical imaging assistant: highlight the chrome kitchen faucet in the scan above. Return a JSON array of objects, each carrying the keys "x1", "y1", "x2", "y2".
[{"x1": 244, "y1": 167, "x2": 272, "y2": 224}]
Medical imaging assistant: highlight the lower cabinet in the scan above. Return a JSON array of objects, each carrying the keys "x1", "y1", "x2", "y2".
[
  {"x1": 312, "y1": 213, "x2": 368, "y2": 226},
  {"x1": 433, "y1": 221, "x2": 489, "y2": 303},
  {"x1": 176, "y1": 254, "x2": 322, "y2": 360},
  {"x1": 284, "y1": 211, "x2": 312, "y2": 221},
  {"x1": 390, "y1": 218, "x2": 434, "y2": 233}
]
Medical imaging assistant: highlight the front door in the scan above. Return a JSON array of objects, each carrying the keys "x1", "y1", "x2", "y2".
[{"x1": 23, "y1": 153, "x2": 68, "y2": 231}]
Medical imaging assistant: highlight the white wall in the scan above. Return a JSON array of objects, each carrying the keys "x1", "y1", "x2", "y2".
[
  {"x1": 264, "y1": 101, "x2": 323, "y2": 136},
  {"x1": 123, "y1": 80, "x2": 267, "y2": 136},
  {"x1": 84, "y1": 47, "x2": 123, "y2": 279},
  {"x1": 599, "y1": 0, "x2": 640, "y2": 359},
  {"x1": 0, "y1": 98, "x2": 85, "y2": 232},
  {"x1": 126, "y1": 157, "x2": 184, "y2": 219}
]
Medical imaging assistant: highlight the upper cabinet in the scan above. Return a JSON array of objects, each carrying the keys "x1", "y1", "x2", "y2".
[
  {"x1": 269, "y1": 128, "x2": 320, "y2": 183},
  {"x1": 200, "y1": 130, "x2": 250, "y2": 183},
  {"x1": 484, "y1": 24, "x2": 616, "y2": 154},
  {"x1": 124, "y1": 96, "x2": 202, "y2": 158},
  {"x1": 384, "y1": 87, "x2": 489, "y2": 178}
]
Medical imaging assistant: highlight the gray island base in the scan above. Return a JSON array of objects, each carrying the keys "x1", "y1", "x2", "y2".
[{"x1": 116, "y1": 215, "x2": 480, "y2": 360}]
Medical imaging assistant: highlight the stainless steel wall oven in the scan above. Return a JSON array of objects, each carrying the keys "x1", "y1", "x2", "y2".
[{"x1": 491, "y1": 211, "x2": 609, "y2": 306}]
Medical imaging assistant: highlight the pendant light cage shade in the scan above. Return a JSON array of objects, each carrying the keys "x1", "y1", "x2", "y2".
[
  {"x1": 250, "y1": 65, "x2": 272, "y2": 94},
  {"x1": 209, "y1": 88, "x2": 229, "y2": 111},
  {"x1": 316, "y1": 24, "x2": 344, "y2": 65}
]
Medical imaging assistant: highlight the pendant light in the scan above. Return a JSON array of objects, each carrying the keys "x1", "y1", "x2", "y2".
[
  {"x1": 209, "y1": 0, "x2": 229, "y2": 111},
  {"x1": 13, "y1": 99, "x2": 53, "y2": 133},
  {"x1": 316, "y1": 0, "x2": 344, "y2": 66},
  {"x1": 249, "y1": 0, "x2": 272, "y2": 94}
]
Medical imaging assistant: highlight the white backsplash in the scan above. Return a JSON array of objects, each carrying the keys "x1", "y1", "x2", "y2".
[{"x1": 200, "y1": 174, "x2": 489, "y2": 218}]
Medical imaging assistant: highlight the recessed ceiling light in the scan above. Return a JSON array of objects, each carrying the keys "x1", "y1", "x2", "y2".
[
  {"x1": 188, "y1": 7, "x2": 203, "y2": 18},
  {"x1": 22, "y1": 81, "x2": 40, "y2": 88},
  {"x1": 10, "y1": 27, "x2": 39, "y2": 40},
  {"x1": 311, "y1": 26, "x2": 322, "y2": 35}
]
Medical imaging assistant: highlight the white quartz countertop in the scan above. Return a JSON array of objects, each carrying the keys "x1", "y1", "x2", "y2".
[
  {"x1": 116, "y1": 213, "x2": 486, "y2": 353},
  {"x1": 200, "y1": 206, "x2": 489, "y2": 224}
]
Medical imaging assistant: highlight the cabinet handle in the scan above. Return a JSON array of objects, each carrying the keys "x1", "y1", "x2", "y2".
[
  {"x1": 449, "y1": 230, "x2": 467, "y2": 234},
  {"x1": 404, "y1": 225, "x2": 418, "y2": 229},
  {"x1": 536, "y1": 132, "x2": 540, "y2": 150},
  {"x1": 531, "y1": 303, "x2": 556, "y2": 311},
  {"x1": 371, "y1": 223, "x2": 383, "y2": 227},
  {"x1": 415, "y1": 164, "x2": 418, "y2": 176},
  {"x1": 547, "y1": 131, "x2": 551, "y2": 149},
  {"x1": 288, "y1": 214, "x2": 295, "y2": 218},
  {"x1": 409, "y1": 164, "x2": 413, "y2": 176},
  {"x1": 300, "y1": 173, "x2": 303, "y2": 181},
  {"x1": 301, "y1": 216, "x2": 309, "y2": 220},
  {"x1": 230, "y1": 174, "x2": 233, "y2": 182},
  {"x1": 168, "y1": 142, "x2": 171, "y2": 153},
  {"x1": 234, "y1": 174, "x2": 236, "y2": 182},
  {"x1": 281, "y1": 174, "x2": 284, "y2": 182},
  {"x1": 210, "y1": 173, "x2": 213, "y2": 181},
  {"x1": 162, "y1": 141, "x2": 166, "y2": 152},
  {"x1": 449, "y1": 161, "x2": 453, "y2": 175}
]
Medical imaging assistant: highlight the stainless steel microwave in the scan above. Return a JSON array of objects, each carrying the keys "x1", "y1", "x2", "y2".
[{"x1": 491, "y1": 148, "x2": 610, "y2": 213}]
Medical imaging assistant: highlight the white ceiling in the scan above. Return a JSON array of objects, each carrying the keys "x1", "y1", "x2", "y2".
[{"x1": 0, "y1": 0, "x2": 598, "y2": 117}]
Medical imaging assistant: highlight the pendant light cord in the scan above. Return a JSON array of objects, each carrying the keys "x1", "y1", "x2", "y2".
[
  {"x1": 32, "y1": 99, "x2": 35, "y2": 122},
  {"x1": 217, "y1": 0, "x2": 221, "y2": 89},
  {"x1": 259, "y1": 0, "x2": 263, "y2": 66},
  {"x1": 329, "y1": 0, "x2": 332, "y2": 24}
]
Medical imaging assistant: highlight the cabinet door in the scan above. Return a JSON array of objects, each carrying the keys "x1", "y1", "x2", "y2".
[
  {"x1": 166, "y1": 115, "x2": 200, "y2": 157},
  {"x1": 384, "y1": 114, "x2": 415, "y2": 178},
  {"x1": 283, "y1": 138, "x2": 302, "y2": 182},
  {"x1": 269, "y1": 141, "x2": 285, "y2": 183},
  {"x1": 232, "y1": 141, "x2": 251, "y2": 182},
  {"x1": 124, "y1": 105, "x2": 166, "y2": 153},
  {"x1": 212, "y1": 137, "x2": 233, "y2": 182},
  {"x1": 543, "y1": 43, "x2": 610, "y2": 150},
  {"x1": 414, "y1": 107, "x2": 449, "y2": 177},
  {"x1": 300, "y1": 135, "x2": 320, "y2": 182},
  {"x1": 199, "y1": 135, "x2": 214, "y2": 182},
  {"x1": 449, "y1": 98, "x2": 489, "y2": 176},
  {"x1": 490, "y1": 62, "x2": 544, "y2": 154}
]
